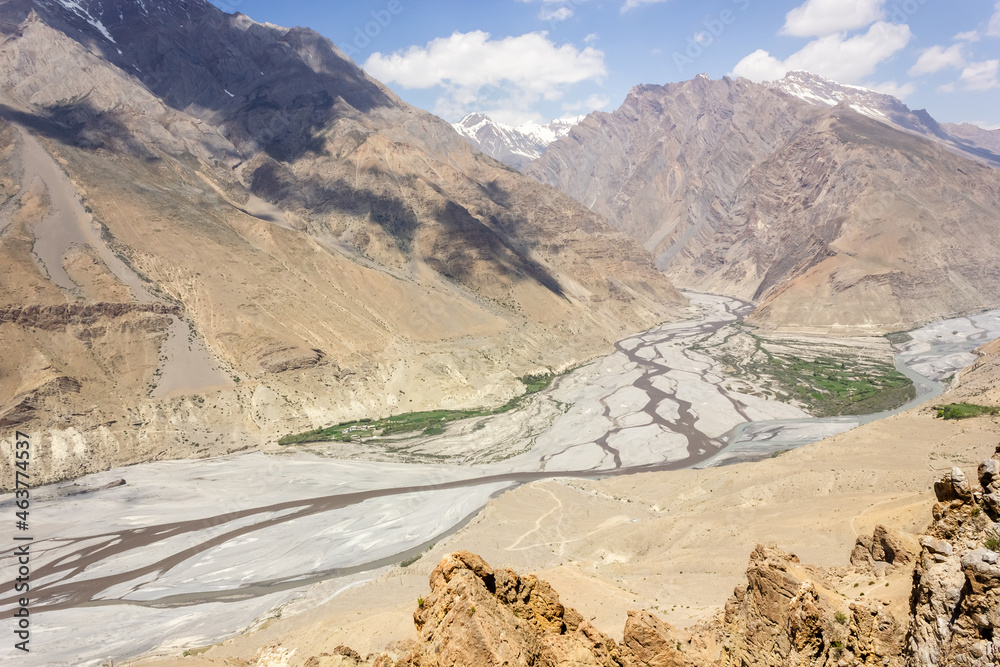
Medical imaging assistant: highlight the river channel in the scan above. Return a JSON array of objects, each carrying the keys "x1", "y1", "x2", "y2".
[{"x1": 3, "y1": 294, "x2": 1000, "y2": 665}]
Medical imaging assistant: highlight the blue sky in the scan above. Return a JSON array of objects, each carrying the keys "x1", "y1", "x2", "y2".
[{"x1": 210, "y1": 0, "x2": 1000, "y2": 129}]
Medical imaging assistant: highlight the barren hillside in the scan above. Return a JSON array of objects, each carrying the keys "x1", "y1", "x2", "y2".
[
  {"x1": 0, "y1": 0, "x2": 684, "y2": 487},
  {"x1": 529, "y1": 75, "x2": 1000, "y2": 333}
]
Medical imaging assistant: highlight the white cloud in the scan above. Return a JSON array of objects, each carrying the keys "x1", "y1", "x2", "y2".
[
  {"x1": 781, "y1": 0, "x2": 886, "y2": 37},
  {"x1": 562, "y1": 93, "x2": 611, "y2": 113},
  {"x1": 865, "y1": 80, "x2": 916, "y2": 99},
  {"x1": 517, "y1": 0, "x2": 580, "y2": 21},
  {"x1": 960, "y1": 60, "x2": 1000, "y2": 90},
  {"x1": 621, "y1": 0, "x2": 668, "y2": 12},
  {"x1": 731, "y1": 21, "x2": 912, "y2": 84},
  {"x1": 731, "y1": 50, "x2": 788, "y2": 82},
  {"x1": 482, "y1": 108, "x2": 547, "y2": 127},
  {"x1": 364, "y1": 31, "x2": 605, "y2": 121},
  {"x1": 540, "y1": 6, "x2": 573, "y2": 21},
  {"x1": 954, "y1": 30, "x2": 981, "y2": 42},
  {"x1": 909, "y1": 44, "x2": 965, "y2": 76},
  {"x1": 989, "y1": 1, "x2": 1000, "y2": 37},
  {"x1": 365, "y1": 31, "x2": 604, "y2": 90}
]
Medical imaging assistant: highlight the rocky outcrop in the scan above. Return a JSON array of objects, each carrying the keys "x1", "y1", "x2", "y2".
[
  {"x1": 0, "y1": 303, "x2": 180, "y2": 330},
  {"x1": 623, "y1": 610, "x2": 700, "y2": 667},
  {"x1": 907, "y1": 446, "x2": 1000, "y2": 666},
  {"x1": 850, "y1": 525, "x2": 912, "y2": 575},
  {"x1": 306, "y1": 551, "x2": 706, "y2": 667},
  {"x1": 396, "y1": 551, "x2": 632, "y2": 666},
  {"x1": 717, "y1": 545, "x2": 904, "y2": 667},
  {"x1": 306, "y1": 457, "x2": 1000, "y2": 667}
]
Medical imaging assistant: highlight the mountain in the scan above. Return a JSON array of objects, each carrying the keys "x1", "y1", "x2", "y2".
[
  {"x1": 771, "y1": 70, "x2": 1000, "y2": 165},
  {"x1": 0, "y1": 0, "x2": 684, "y2": 487},
  {"x1": 453, "y1": 113, "x2": 583, "y2": 170},
  {"x1": 527, "y1": 73, "x2": 1000, "y2": 333},
  {"x1": 943, "y1": 122, "x2": 1000, "y2": 155}
]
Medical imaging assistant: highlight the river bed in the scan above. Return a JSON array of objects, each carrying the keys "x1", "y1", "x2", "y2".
[{"x1": 2, "y1": 295, "x2": 999, "y2": 665}]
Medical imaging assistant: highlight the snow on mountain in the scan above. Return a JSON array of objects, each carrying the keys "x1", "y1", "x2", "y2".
[
  {"x1": 44, "y1": 0, "x2": 117, "y2": 42},
  {"x1": 453, "y1": 113, "x2": 584, "y2": 170},
  {"x1": 768, "y1": 70, "x2": 999, "y2": 165},
  {"x1": 769, "y1": 70, "x2": 901, "y2": 120}
]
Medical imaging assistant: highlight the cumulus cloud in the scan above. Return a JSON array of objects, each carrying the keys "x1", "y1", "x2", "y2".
[
  {"x1": 540, "y1": 6, "x2": 573, "y2": 21},
  {"x1": 562, "y1": 93, "x2": 610, "y2": 113},
  {"x1": 865, "y1": 80, "x2": 916, "y2": 99},
  {"x1": 781, "y1": 0, "x2": 886, "y2": 37},
  {"x1": 954, "y1": 30, "x2": 981, "y2": 42},
  {"x1": 909, "y1": 44, "x2": 966, "y2": 76},
  {"x1": 731, "y1": 21, "x2": 911, "y2": 84},
  {"x1": 364, "y1": 31, "x2": 605, "y2": 121},
  {"x1": 989, "y1": 1, "x2": 1000, "y2": 37},
  {"x1": 730, "y1": 50, "x2": 788, "y2": 82},
  {"x1": 960, "y1": 59, "x2": 1000, "y2": 90}
]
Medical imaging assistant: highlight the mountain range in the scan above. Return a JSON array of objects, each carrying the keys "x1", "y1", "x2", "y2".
[
  {"x1": 3, "y1": 0, "x2": 1000, "y2": 489},
  {"x1": 452, "y1": 113, "x2": 583, "y2": 170},
  {"x1": 3, "y1": 1, "x2": 1000, "y2": 666},
  {"x1": 528, "y1": 72, "x2": 1000, "y2": 332},
  {"x1": 0, "y1": 0, "x2": 682, "y2": 487}
]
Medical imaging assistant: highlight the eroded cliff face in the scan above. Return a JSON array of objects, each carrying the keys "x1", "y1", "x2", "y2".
[
  {"x1": 310, "y1": 447, "x2": 1000, "y2": 667},
  {"x1": 0, "y1": 0, "x2": 685, "y2": 487},
  {"x1": 310, "y1": 551, "x2": 701, "y2": 667},
  {"x1": 529, "y1": 75, "x2": 1000, "y2": 333},
  {"x1": 717, "y1": 544, "x2": 907, "y2": 667},
  {"x1": 908, "y1": 460, "x2": 1000, "y2": 666}
]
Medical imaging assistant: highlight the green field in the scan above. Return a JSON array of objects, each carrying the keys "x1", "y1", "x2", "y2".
[
  {"x1": 699, "y1": 325, "x2": 916, "y2": 417},
  {"x1": 934, "y1": 403, "x2": 1000, "y2": 420},
  {"x1": 761, "y1": 354, "x2": 914, "y2": 417},
  {"x1": 278, "y1": 373, "x2": 554, "y2": 445}
]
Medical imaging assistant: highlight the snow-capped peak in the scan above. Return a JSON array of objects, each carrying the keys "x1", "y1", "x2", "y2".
[
  {"x1": 768, "y1": 70, "x2": 906, "y2": 122},
  {"x1": 453, "y1": 113, "x2": 585, "y2": 170},
  {"x1": 765, "y1": 70, "x2": 1000, "y2": 165}
]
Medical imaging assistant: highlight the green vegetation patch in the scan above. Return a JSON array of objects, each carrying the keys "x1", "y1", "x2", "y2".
[
  {"x1": 279, "y1": 373, "x2": 555, "y2": 445},
  {"x1": 698, "y1": 324, "x2": 915, "y2": 418},
  {"x1": 763, "y1": 355, "x2": 914, "y2": 417},
  {"x1": 934, "y1": 403, "x2": 1000, "y2": 420}
]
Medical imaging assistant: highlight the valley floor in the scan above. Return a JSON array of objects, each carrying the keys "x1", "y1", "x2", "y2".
[
  {"x1": 1, "y1": 296, "x2": 998, "y2": 666},
  {"x1": 136, "y1": 405, "x2": 1000, "y2": 666}
]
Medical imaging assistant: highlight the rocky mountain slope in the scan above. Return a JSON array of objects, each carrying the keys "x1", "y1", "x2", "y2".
[
  {"x1": 944, "y1": 122, "x2": 1000, "y2": 156},
  {"x1": 771, "y1": 71, "x2": 1000, "y2": 165},
  {"x1": 0, "y1": 0, "x2": 684, "y2": 487},
  {"x1": 453, "y1": 113, "x2": 583, "y2": 170},
  {"x1": 528, "y1": 73, "x2": 1000, "y2": 333}
]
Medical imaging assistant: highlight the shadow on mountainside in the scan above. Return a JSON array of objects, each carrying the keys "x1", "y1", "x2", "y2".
[
  {"x1": 26, "y1": 0, "x2": 398, "y2": 164},
  {"x1": 429, "y1": 201, "x2": 566, "y2": 299},
  {"x1": 249, "y1": 157, "x2": 565, "y2": 297},
  {"x1": 0, "y1": 101, "x2": 160, "y2": 158}
]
